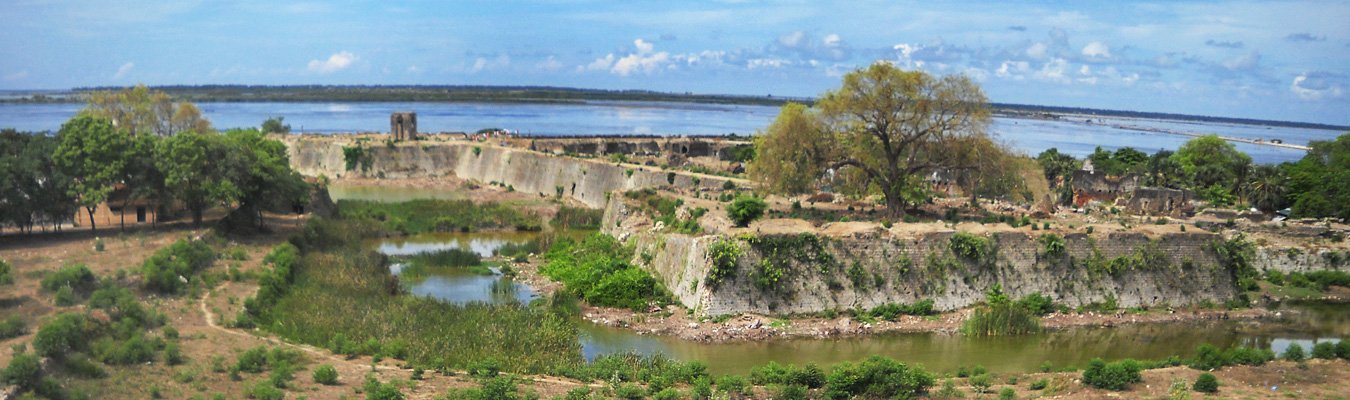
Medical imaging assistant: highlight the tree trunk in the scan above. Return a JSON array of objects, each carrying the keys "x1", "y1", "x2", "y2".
[
  {"x1": 883, "y1": 187, "x2": 906, "y2": 219},
  {"x1": 192, "y1": 207, "x2": 204, "y2": 226},
  {"x1": 86, "y1": 206, "x2": 97, "y2": 232},
  {"x1": 119, "y1": 198, "x2": 128, "y2": 231}
]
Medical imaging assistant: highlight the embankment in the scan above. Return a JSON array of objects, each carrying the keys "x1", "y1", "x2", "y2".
[
  {"x1": 284, "y1": 137, "x2": 737, "y2": 208},
  {"x1": 602, "y1": 199, "x2": 1344, "y2": 317}
]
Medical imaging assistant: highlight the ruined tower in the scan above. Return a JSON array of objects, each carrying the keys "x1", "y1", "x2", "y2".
[{"x1": 390, "y1": 112, "x2": 417, "y2": 140}]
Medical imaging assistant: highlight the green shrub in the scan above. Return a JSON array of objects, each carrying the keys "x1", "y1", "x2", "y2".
[
  {"x1": 1311, "y1": 342, "x2": 1337, "y2": 359},
  {"x1": 1192, "y1": 372, "x2": 1218, "y2": 393},
  {"x1": 722, "y1": 180, "x2": 736, "y2": 190},
  {"x1": 962, "y1": 302, "x2": 1041, "y2": 336},
  {"x1": 706, "y1": 238, "x2": 742, "y2": 286},
  {"x1": 998, "y1": 387, "x2": 1016, "y2": 400},
  {"x1": 365, "y1": 379, "x2": 407, "y2": 400},
  {"x1": 54, "y1": 285, "x2": 78, "y2": 306},
  {"x1": 1029, "y1": 378, "x2": 1048, "y2": 390},
  {"x1": 248, "y1": 381, "x2": 285, "y2": 400},
  {"x1": 949, "y1": 232, "x2": 993, "y2": 264},
  {"x1": 540, "y1": 234, "x2": 670, "y2": 311},
  {"x1": 1038, "y1": 234, "x2": 1065, "y2": 258},
  {"x1": 33, "y1": 312, "x2": 90, "y2": 359},
  {"x1": 652, "y1": 387, "x2": 682, "y2": 400},
  {"x1": 727, "y1": 195, "x2": 767, "y2": 227},
  {"x1": 1081, "y1": 358, "x2": 1141, "y2": 391},
  {"x1": 823, "y1": 356, "x2": 934, "y2": 400},
  {"x1": 40, "y1": 264, "x2": 97, "y2": 294},
  {"x1": 1282, "y1": 343, "x2": 1306, "y2": 361},
  {"x1": 773, "y1": 384, "x2": 809, "y2": 400},
  {"x1": 715, "y1": 374, "x2": 750, "y2": 397},
  {"x1": 789, "y1": 363, "x2": 827, "y2": 388},
  {"x1": 0, "y1": 259, "x2": 13, "y2": 285},
  {"x1": 1015, "y1": 292, "x2": 1055, "y2": 315},
  {"x1": 2, "y1": 352, "x2": 41, "y2": 390},
  {"x1": 969, "y1": 374, "x2": 992, "y2": 394},
  {"x1": 92, "y1": 334, "x2": 156, "y2": 365},
  {"x1": 1336, "y1": 339, "x2": 1349, "y2": 359},
  {"x1": 236, "y1": 345, "x2": 269, "y2": 373},
  {"x1": 141, "y1": 238, "x2": 217, "y2": 294},
  {"x1": 165, "y1": 342, "x2": 185, "y2": 365},
  {"x1": 0, "y1": 315, "x2": 26, "y2": 339}
]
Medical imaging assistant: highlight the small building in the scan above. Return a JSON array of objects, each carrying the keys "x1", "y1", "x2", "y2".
[
  {"x1": 1123, "y1": 187, "x2": 1194, "y2": 217},
  {"x1": 390, "y1": 112, "x2": 417, "y2": 141},
  {"x1": 73, "y1": 184, "x2": 159, "y2": 228}
]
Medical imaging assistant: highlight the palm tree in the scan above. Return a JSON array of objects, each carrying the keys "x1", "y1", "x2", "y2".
[{"x1": 1244, "y1": 165, "x2": 1287, "y2": 213}]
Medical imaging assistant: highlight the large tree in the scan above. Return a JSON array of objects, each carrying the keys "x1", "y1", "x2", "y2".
[
  {"x1": 1, "y1": 130, "x2": 76, "y2": 233},
  {"x1": 747, "y1": 102, "x2": 832, "y2": 195},
  {"x1": 53, "y1": 116, "x2": 131, "y2": 232},
  {"x1": 750, "y1": 62, "x2": 993, "y2": 216},
  {"x1": 223, "y1": 128, "x2": 309, "y2": 229},
  {"x1": 1282, "y1": 133, "x2": 1349, "y2": 219},
  {"x1": 1171, "y1": 135, "x2": 1252, "y2": 205},
  {"x1": 156, "y1": 131, "x2": 240, "y2": 225},
  {"x1": 82, "y1": 85, "x2": 211, "y2": 137}
]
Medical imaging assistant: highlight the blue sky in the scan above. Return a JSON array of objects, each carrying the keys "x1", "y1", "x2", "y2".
[{"x1": 2, "y1": 1, "x2": 1348, "y2": 125}]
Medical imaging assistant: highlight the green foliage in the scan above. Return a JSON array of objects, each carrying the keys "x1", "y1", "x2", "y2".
[
  {"x1": 969, "y1": 374, "x2": 992, "y2": 394},
  {"x1": 1038, "y1": 234, "x2": 1065, "y2": 258},
  {"x1": 1188, "y1": 344, "x2": 1274, "y2": 370},
  {"x1": 1029, "y1": 378, "x2": 1048, "y2": 390},
  {"x1": 0, "y1": 130, "x2": 77, "y2": 233},
  {"x1": 624, "y1": 189, "x2": 703, "y2": 234},
  {"x1": 541, "y1": 233, "x2": 670, "y2": 311},
  {"x1": 864, "y1": 300, "x2": 935, "y2": 320},
  {"x1": 54, "y1": 115, "x2": 131, "y2": 231},
  {"x1": 261, "y1": 116, "x2": 290, "y2": 134},
  {"x1": 1311, "y1": 342, "x2": 1337, "y2": 359},
  {"x1": 41, "y1": 264, "x2": 97, "y2": 294},
  {"x1": 343, "y1": 144, "x2": 371, "y2": 172},
  {"x1": 1192, "y1": 373, "x2": 1218, "y2": 393},
  {"x1": 1281, "y1": 133, "x2": 1349, "y2": 219},
  {"x1": 714, "y1": 374, "x2": 750, "y2": 397},
  {"x1": 1081, "y1": 358, "x2": 1142, "y2": 391},
  {"x1": 0, "y1": 259, "x2": 12, "y2": 285},
  {"x1": 706, "y1": 238, "x2": 743, "y2": 286},
  {"x1": 1171, "y1": 135, "x2": 1252, "y2": 203},
  {"x1": 1015, "y1": 292, "x2": 1055, "y2": 315},
  {"x1": 553, "y1": 206, "x2": 604, "y2": 230},
  {"x1": 141, "y1": 238, "x2": 216, "y2": 294},
  {"x1": 962, "y1": 286, "x2": 1041, "y2": 336},
  {"x1": 1281, "y1": 343, "x2": 1305, "y2": 361},
  {"x1": 823, "y1": 355, "x2": 934, "y2": 400},
  {"x1": 2, "y1": 352, "x2": 42, "y2": 390},
  {"x1": 397, "y1": 248, "x2": 484, "y2": 279},
  {"x1": 949, "y1": 232, "x2": 993, "y2": 265},
  {"x1": 727, "y1": 195, "x2": 768, "y2": 227},
  {"x1": 34, "y1": 312, "x2": 91, "y2": 359},
  {"x1": 340, "y1": 199, "x2": 540, "y2": 234},
  {"x1": 743, "y1": 233, "x2": 836, "y2": 290},
  {"x1": 0, "y1": 315, "x2": 26, "y2": 339}
]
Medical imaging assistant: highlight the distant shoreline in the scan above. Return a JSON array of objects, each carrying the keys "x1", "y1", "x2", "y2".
[{"x1": 3, "y1": 84, "x2": 1347, "y2": 131}]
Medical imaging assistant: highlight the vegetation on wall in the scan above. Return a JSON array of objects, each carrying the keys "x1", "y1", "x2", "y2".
[{"x1": 705, "y1": 238, "x2": 743, "y2": 286}]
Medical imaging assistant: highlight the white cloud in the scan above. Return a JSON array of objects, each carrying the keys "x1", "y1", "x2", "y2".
[
  {"x1": 1035, "y1": 58, "x2": 1070, "y2": 83},
  {"x1": 1222, "y1": 51, "x2": 1260, "y2": 71},
  {"x1": 1290, "y1": 72, "x2": 1343, "y2": 100},
  {"x1": 747, "y1": 58, "x2": 790, "y2": 69},
  {"x1": 634, "y1": 38, "x2": 654, "y2": 54},
  {"x1": 612, "y1": 51, "x2": 671, "y2": 76},
  {"x1": 996, "y1": 60, "x2": 1030, "y2": 79},
  {"x1": 1081, "y1": 41, "x2": 1111, "y2": 58},
  {"x1": 407, "y1": 65, "x2": 421, "y2": 73},
  {"x1": 1025, "y1": 43, "x2": 1048, "y2": 59},
  {"x1": 583, "y1": 54, "x2": 616, "y2": 72},
  {"x1": 3, "y1": 70, "x2": 29, "y2": 81},
  {"x1": 823, "y1": 33, "x2": 841, "y2": 47},
  {"x1": 113, "y1": 62, "x2": 134, "y2": 79},
  {"x1": 778, "y1": 31, "x2": 807, "y2": 48},
  {"x1": 536, "y1": 56, "x2": 563, "y2": 71},
  {"x1": 471, "y1": 54, "x2": 511, "y2": 73},
  {"x1": 307, "y1": 51, "x2": 357, "y2": 73}
]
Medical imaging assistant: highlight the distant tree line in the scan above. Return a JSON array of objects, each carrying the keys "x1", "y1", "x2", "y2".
[
  {"x1": 1036, "y1": 133, "x2": 1350, "y2": 219},
  {"x1": 0, "y1": 85, "x2": 308, "y2": 234}
]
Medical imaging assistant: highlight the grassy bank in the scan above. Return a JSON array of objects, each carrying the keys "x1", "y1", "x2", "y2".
[
  {"x1": 338, "y1": 199, "x2": 541, "y2": 234},
  {"x1": 246, "y1": 217, "x2": 582, "y2": 374}
]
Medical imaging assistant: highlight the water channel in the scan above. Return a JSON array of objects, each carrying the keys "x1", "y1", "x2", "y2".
[{"x1": 374, "y1": 230, "x2": 1349, "y2": 376}]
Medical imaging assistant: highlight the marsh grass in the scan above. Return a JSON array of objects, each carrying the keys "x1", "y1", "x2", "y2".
[
  {"x1": 255, "y1": 218, "x2": 583, "y2": 374},
  {"x1": 338, "y1": 199, "x2": 541, "y2": 234}
]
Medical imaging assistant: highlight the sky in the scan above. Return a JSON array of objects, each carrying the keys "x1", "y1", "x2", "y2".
[{"x1": 2, "y1": 1, "x2": 1348, "y2": 125}]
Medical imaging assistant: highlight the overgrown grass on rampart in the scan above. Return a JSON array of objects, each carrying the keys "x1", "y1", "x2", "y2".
[{"x1": 338, "y1": 199, "x2": 541, "y2": 234}]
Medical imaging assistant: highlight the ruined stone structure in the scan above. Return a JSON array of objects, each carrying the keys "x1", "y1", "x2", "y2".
[
  {"x1": 1071, "y1": 170, "x2": 1139, "y2": 207},
  {"x1": 1124, "y1": 187, "x2": 1194, "y2": 217},
  {"x1": 390, "y1": 112, "x2": 417, "y2": 141}
]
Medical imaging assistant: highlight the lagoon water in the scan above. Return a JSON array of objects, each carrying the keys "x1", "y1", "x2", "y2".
[{"x1": 2, "y1": 101, "x2": 1340, "y2": 164}]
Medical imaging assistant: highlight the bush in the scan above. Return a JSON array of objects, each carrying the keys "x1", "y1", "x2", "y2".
[
  {"x1": 1028, "y1": 378, "x2": 1048, "y2": 390},
  {"x1": 715, "y1": 374, "x2": 750, "y2": 396},
  {"x1": 1282, "y1": 343, "x2": 1306, "y2": 361},
  {"x1": 1015, "y1": 292, "x2": 1055, "y2": 315},
  {"x1": 2, "y1": 352, "x2": 41, "y2": 390},
  {"x1": 248, "y1": 381, "x2": 285, "y2": 400},
  {"x1": 540, "y1": 234, "x2": 670, "y2": 311},
  {"x1": 706, "y1": 238, "x2": 742, "y2": 286},
  {"x1": 0, "y1": 259, "x2": 13, "y2": 285},
  {"x1": 1311, "y1": 341, "x2": 1337, "y2": 359},
  {"x1": 33, "y1": 312, "x2": 90, "y2": 359},
  {"x1": 1038, "y1": 234, "x2": 1065, "y2": 258},
  {"x1": 998, "y1": 387, "x2": 1016, "y2": 400},
  {"x1": 0, "y1": 315, "x2": 26, "y2": 339},
  {"x1": 141, "y1": 239, "x2": 216, "y2": 294},
  {"x1": 727, "y1": 195, "x2": 767, "y2": 227},
  {"x1": 1081, "y1": 358, "x2": 1141, "y2": 391},
  {"x1": 969, "y1": 374, "x2": 992, "y2": 394},
  {"x1": 962, "y1": 302, "x2": 1041, "y2": 336},
  {"x1": 40, "y1": 264, "x2": 96, "y2": 294},
  {"x1": 1192, "y1": 372, "x2": 1218, "y2": 393},
  {"x1": 1337, "y1": 340, "x2": 1350, "y2": 359},
  {"x1": 823, "y1": 356, "x2": 934, "y2": 400}
]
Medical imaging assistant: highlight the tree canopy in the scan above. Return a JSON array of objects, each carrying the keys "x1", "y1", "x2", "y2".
[
  {"x1": 81, "y1": 85, "x2": 212, "y2": 137},
  {"x1": 1283, "y1": 133, "x2": 1349, "y2": 219},
  {"x1": 748, "y1": 63, "x2": 996, "y2": 216},
  {"x1": 53, "y1": 116, "x2": 132, "y2": 231}
]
